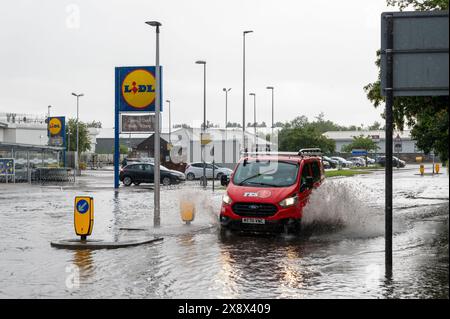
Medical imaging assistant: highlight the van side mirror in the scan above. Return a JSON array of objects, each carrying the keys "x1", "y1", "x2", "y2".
[{"x1": 221, "y1": 174, "x2": 230, "y2": 186}]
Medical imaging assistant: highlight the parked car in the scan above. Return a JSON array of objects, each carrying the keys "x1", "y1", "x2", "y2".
[
  {"x1": 120, "y1": 163, "x2": 185, "y2": 186},
  {"x1": 330, "y1": 156, "x2": 353, "y2": 168},
  {"x1": 322, "y1": 160, "x2": 331, "y2": 169},
  {"x1": 323, "y1": 156, "x2": 338, "y2": 168},
  {"x1": 185, "y1": 162, "x2": 233, "y2": 181},
  {"x1": 376, "y1": 156, "x2": 406, "y2": 168},
  {"x1": 366, "y1": 156, "x2": 376, "y2": 165},
  {"x1": 219, "y1": 149, "x2": 325, "y2": 234},
  {"x1": 347, "y1": 157, "x2": 366, "y2": 167}
]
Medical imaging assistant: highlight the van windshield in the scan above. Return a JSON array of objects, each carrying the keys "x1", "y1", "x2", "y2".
[{"x1": 233, "y1": 160, "x2": 299, "y2": 187}]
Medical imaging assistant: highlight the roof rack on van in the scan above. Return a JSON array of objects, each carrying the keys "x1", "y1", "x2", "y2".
[{"x1": 298, "y1": 148, "x2": 322, "y2": 156}]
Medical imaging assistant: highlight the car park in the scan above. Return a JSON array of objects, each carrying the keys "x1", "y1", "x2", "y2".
[
  {"x1": 376, "y1": 156, "x2": 406, "y2": 168},
  {"x1": 347, "y1": 157, "x2": 366, "y2": 167},
  {"x1": 219, "y1": 148, "x2": 325, "y2": 234},
  {"x1": 184, "y1": 162, "x2": 233, "y2": 181},
  {"x1": 330, "y1": 156, "x2": 353, "y2": 168},
  {"x1": 323, "y1": 156, "x2": 338, "y2": 168},
  {"x1": 120, "y1": 163, "x2": 185, "y2": 186}
]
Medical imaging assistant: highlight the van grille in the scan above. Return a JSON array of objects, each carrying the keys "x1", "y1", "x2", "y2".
[{"x1": 232, "y1": 203, "x2": 278, "y2": 217}]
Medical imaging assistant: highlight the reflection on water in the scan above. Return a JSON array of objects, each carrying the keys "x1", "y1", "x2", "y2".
[{"x1": 72, "y1": 249, "x2": 95, "y2": 281}]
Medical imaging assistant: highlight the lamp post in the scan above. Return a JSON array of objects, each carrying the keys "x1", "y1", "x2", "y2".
[
  {"x1": 266, "y1": 86, "x2": 274, "y2": 137},
  {"x1": 47, "y1": 105, "x2": 51, "y2": 119},
  {"x1": 196, "y1": 60, "x2": 207, "y2": 188},
  {"x1": 166, "y1": 100, "x2": 171, "y2": 144},
  {"x1": 223, "y1": 88, "x2": 231, "y2": 140},
  {"x1": 71, "y1": 92, "x2": 83, "y2": 176},
  {"x1": 249, "y1": 93, "x2": 256, "y2": 150},
  {"x1": 242, "y1": 30, "x2": 253, "y2": 152},
  {"x1": 145, "y1": 20, "x2": 162, "y2": 227}
]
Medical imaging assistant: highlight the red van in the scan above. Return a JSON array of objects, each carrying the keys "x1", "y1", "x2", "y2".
[{"x1": 219, "y1": 149, "x2": 325, "y2": 233}]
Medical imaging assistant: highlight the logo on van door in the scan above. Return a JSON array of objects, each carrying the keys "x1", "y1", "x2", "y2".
[{"x1": 243, "y1": 190, "x2": 272, "y2": 198}]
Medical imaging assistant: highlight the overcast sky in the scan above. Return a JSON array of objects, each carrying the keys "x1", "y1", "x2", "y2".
[{"x1": 0, "y1": 0, "x2": 396, "y2": 130}]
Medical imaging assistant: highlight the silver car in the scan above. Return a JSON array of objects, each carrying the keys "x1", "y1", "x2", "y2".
[{"x1": 184, "y1": 162, "x2": 233, "y2": 181}]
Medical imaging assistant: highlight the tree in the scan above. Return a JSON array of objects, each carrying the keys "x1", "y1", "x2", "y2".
[
  {"x1": 278, "y1": 116, "x2": 335, "y2": 153},
  {"x1": 341, "y1": 135, "x2": 380, "y2": 153},
  {"x1": 364, "y1": 0, "x2": 449, "y2": 162},
  {"x1": 86, "y1": 120, "x2": 102, "y2": 128},
  {"x1": 65, "y1": 118, "x2": 91, "y2": 154}
]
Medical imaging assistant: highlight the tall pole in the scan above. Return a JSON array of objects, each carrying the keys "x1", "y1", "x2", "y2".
[
  {"x1": 47, "y1": 105, "x2": 51, "y2": 119},
  {"x1": 384, "y1": 14, "x2": 394, "y2": 277},
  {"x1": 223, "y1": 88, "x2": 231, "y2": 140},
  {"x1": 72, "y1": 93, "x2": 83, "y2": 176},
  {"x1": 266, "y1": 86, "x2": 274, "y2": 137},
  {"x1": 166, "y1": 100, "x2": 171, "y2": 145},
  {"x1": 196, "y1": 60, "x2": 207, "y2": 188},
  {"x1": 249, "y1": 93, "x2": 256, "y2": 150},
  {"x1": 146, "y1": 20, "x2": 162, "y2": 227},
  {"x1": 243, "y1": 30, "x2": 253, "y2": 152}
]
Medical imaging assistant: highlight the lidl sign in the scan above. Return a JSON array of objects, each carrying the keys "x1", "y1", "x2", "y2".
[
  {"x1": 115, "y1": 66, "x2": 163, "y2": 112},
  {"x1": 47, "y1": 116, "x2": 66, "y2": 147}
]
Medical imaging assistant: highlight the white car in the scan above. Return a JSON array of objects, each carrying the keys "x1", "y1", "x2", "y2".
[{"x1": 184, "y1": 162, "x2": 233, "y2": 181}]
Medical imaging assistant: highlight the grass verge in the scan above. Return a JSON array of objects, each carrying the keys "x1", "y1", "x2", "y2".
[{"x1": 325, "y1": 169, "x2": 372, "y2": 178}]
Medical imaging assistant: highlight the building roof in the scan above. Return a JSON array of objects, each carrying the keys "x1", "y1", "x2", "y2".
[
  {"x1": 323, "y1": 130, "x2": 412, "y2": 141},
  {"x1": 0, "y1": 142, "x2": 65, "y2": 151}
]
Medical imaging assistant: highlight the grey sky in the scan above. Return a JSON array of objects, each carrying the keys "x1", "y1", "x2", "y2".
[{"x1": 0, "y1": 0, "x2": 394, "y2": 130}]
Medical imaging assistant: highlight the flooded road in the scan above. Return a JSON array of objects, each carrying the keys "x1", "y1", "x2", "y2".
[{"x1": 0, "y1": 166, "x2": 448, "y2": 298}]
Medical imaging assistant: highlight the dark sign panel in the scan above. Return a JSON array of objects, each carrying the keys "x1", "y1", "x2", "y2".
[
  {"x1": 120, "y1": 114, "x2": 156, "y2": 133},
  {"x1": 381, "y1": 11, "x2": 449, "y2": 96}
]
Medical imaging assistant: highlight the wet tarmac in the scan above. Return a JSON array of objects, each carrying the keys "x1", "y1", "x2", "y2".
[{"x1": 0, "y1": 165, "x2": 448, "y2": 298}]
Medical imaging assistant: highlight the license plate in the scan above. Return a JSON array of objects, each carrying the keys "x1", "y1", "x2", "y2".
[{"x1": 242, "y1": 218, "x2": 266, "y2": 225}]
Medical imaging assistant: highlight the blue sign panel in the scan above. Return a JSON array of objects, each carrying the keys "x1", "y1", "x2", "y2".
[
  {"x1": 76, "y1": 199, "x2": 89, "y2": 214},
  {"x1": 47, "y1": 116, "x2": 66, "y2": 147},
  {"x1": 115, "y1": 66, "x2": 163, "y2": 112},
  {"x1": 351, "y1": 149, "x2": 368, "y2": 156}
]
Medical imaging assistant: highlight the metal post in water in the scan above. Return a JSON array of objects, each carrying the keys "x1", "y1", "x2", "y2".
[
  {"x1": 146, "y1": 21, "x2": 162, "y2": 227},
  {"x1": 384, "y1": 14, "x2": 394, "y2": 277}
]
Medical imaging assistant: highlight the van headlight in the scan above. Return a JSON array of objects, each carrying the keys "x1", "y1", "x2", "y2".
[
  {"x1": 222, "y1": 193, "x2": 232, "y2": 205},
  {"x1": 279, "y1": 195, "x2": 298, "y2": 208}
]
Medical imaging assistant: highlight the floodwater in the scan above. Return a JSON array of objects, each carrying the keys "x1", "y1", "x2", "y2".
[{"x1": 0, "y1": 165, "x2": 448, "y2": 298}]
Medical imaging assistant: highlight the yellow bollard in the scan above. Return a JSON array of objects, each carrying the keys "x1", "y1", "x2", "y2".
[
  {"x1": 180, "y1": 200, "x2": 196, "y2": 225},
  {"x1": 74, "y1": 196, "x2": 94, "y2": 240},
  {"x1": 419, "y1": 164, "x2": 425, "y2": 176},
  {"x1": 435, "y1": 163, "x2": 440, "y2": 174}
]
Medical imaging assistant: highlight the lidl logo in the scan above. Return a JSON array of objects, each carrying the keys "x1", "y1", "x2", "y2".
[
  {"x1": 48, "y1": 117, "x2": 62, "y2": 136},
  {"x1": 121, "y1": 69, "x2": 156, "y2": 109}
]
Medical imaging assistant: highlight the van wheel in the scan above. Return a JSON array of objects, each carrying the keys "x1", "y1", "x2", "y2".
[
  {"x1": 187, "y1": 173, "x2": 195, "y2": 181},
  {"x1": 216, "y1": 172, "x2": 223, "y2": 180},
  {"x1": 123, "y1": 176, "x2": 132, "y2": 186}
]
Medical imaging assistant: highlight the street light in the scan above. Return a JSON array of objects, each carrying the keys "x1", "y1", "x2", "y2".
[
  {"x1": 47, "y1": 105, "x2": 52, "y2": 119},
  {"x1": 166, "y1": 100, "x2": 171, "y2": 144},
  {"x1": 242, "y1": 30, "x2": 253, "y2": 152},
  {"x1": 249, "y1": 93, "x2": 256, "y2": 150},
  {"x1": 223, "y1": 88, "x2": 231, "y2": 130},
  {"x1": 266, "y1": 86, "x2": 274, "y2": 137},
  {"x1": 196, "y1": 60, "x2": 207, "y2": 188},
  {"x1": 145, "y1": 20, "x2": 162, "y2": 227},
  {"x1": 71, "y1": 92, "x2": 83, "y2": 175}
]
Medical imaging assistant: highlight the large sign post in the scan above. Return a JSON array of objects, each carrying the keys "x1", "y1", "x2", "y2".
[
  {"x1": 381, "y1": 10, "x2": 449, "y2": 276},
  {"x1": 114, "y1": 66, "x2": 163, "y2": 188},
  {"x1": 47, "y1": 116, "x2": 66, "y2": 167}
]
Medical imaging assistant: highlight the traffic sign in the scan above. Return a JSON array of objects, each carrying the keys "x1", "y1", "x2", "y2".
[{"x1": 74, "y1": 196, "x2": 94, "y2": 238}]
